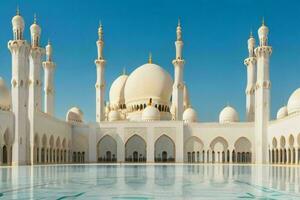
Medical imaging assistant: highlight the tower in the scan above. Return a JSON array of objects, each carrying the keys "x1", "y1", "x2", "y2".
[
  {"x1": 244, "y1": 31, "x2": 256, "y2": 122},
  {"x1": 171, "y1": 19, "x2": 185, "y2": 120},
  {"x1": 95, "y1": 22, "x2": 106, "y2": 122},
  {"x1": 254, "y1": 19, "x2": 272, "y2": 164},
  {"x1": 43, "y1": 40, "x2": 56, "y2": 115},
  {"x1": 28, "y1": 14, "x2": 44, "y2": 165},
  {"x1": 8, "y1": 9, "x2": 30, "y2": 165},
  {"x1": 29, "y1": 14, "x2": 43, "y2": 111}
]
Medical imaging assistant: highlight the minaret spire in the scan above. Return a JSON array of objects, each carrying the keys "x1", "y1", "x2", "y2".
[
  {"x1": 244, "y1": 29, "x2": 257, "y2": 122},
  {"x1": 148, "y1": 52, "x2": 152, "y2": 64},
  {"x1": 95, "y1": 22, "x2": 106, "y2": 122},
  {"x1": 172, "y1": 19, "x2": 185, "y2": 120},
  {"x1": 43, "y1": 39, "x2": 56, "y2": 116},
  {"x1": 34, "y1": 13, "x2": 37, "y2": 24}
]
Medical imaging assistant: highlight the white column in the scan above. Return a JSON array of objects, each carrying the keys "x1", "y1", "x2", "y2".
[
  {"x1": 175, "y1": 124, "x2": 184, "y2": 162},
  {"x1": 287, "y1": 148, "x2": 290, "y2": 164},
  {"x1": 88, "y1": 126, "x2": 97, "y2": 163},
  {"x1": 146, "y1": 127, "x2": 154, "y2": 162},
  {"x1": 295, "y1": 146, "x2": 299, "y2": 164}
]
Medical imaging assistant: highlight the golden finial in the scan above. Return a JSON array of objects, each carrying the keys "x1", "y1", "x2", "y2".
[
  {"x1": 34, "y1": 13, "x2": 37, "y2": 24},
  {"x1": 262, "y1": 17, "x2": 265, "y2": 26},
  {"x1": 178, "y1": 17, "x2": 181, "y2": 27},
  {"x1": 99, "y1": 20, "x2": 102, "y2": 28},
  {"x1": 148, "y1": 98, "x2": 153, "y2": 106},
  {"x1": 16, "y1": 5, "x2": 20, "y2": 15},
  {"x1": 148, "y1": 52, "x2": 152, "y2": 64},
  {"x1": 122, "y1": 67, "x2": 126, "y2": 75}
]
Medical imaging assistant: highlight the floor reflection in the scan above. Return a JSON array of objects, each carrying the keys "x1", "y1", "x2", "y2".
[{"x1": 0, "y1": 164, "x2": 299, "y2": 199}]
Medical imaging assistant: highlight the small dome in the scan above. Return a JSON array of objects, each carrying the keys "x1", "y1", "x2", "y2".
[
  {"x1": 108, "y1": 110, "x2": 121, "y2": 121},
  {"x1": 142, "y1": 104, "x2": 160, "y2": 121},
  {"x1": 287, "y1": 88, "x2": 300, "y2": 115},
  {"x1": 277, "y1": 106, "x2": 288, "y2": 119},
  {"x1": 12, "y1": 14, "x2": 24, "y2": 30},
  {"x1": 258, "y1": 23, "x2": 269, "y2": 40},
  {"x1": 0, "y1": 78, "x2": 11, "y2": 111},
  {"x1": 109, "y1": 74, "x2": 128, "y2": 107},
  {"x1": 124, "y1": 63, "x2": 173, "y2": 105},
  {"x1": 66, "y1": 107, "x2": 83, "y2": 123},
  {"x1": 219, "y1": 106, "x2": 239, "y2": 124},
  {"x1": 183, "y1": 107, "x2": 197, "y2": 123},
  {"x1": 30, "y1": 23, "x2": 41, "y2": 35}
]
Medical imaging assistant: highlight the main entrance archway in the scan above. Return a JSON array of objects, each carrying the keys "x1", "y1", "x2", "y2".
[
  {"x1": 97, "y1": 135, "x2": 117, "y2": 162},
  {"x1": 125, "y1": 135, "x2": 146, "y2": 162},
  {"x1": 155, "y1": 135, "x2": 175, "y2": 162}
]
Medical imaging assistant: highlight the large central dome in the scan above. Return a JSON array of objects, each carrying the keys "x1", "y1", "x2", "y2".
[{"x1": 124, "y1": 63, "x2": 173, "y2": 104}]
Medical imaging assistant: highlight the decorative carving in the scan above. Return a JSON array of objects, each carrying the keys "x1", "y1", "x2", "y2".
[
  {"x1": 254, "y1": 46, "x2": 272, "y2": 57},
  {"x1": 244, "y1": 57, "x2": 257, "y2": 66},
  {"x1": 256, "y1": 81, "x2": 271, "y2": 89}
]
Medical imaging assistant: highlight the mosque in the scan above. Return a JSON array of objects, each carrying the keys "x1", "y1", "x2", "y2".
[{"x1": 0, "y1": 10, "x2": 299, "y2": 166}]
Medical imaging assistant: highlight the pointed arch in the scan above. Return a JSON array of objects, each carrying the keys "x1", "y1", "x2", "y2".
[
  {"x1": 210, "y1": 136, "x2": 228, "y2": 163},
  {"x1": 184, "y1": 136, "x2": 204, "y2": 163},
  {"x1": 272, "y1": 137, "x2": 277, "y2": 149},
  {"x1": 155, "y1": 134, "x2": 175, "y2": 162},
  {"x1": 234, "y1": 137, "x2": 252, "y2": 163},
  {"x1": 97, "y1": 135, "x2": 117, "y2": 162},
  {"x1": 125, "y1": 134, "x2": 146, "y2": 162}
]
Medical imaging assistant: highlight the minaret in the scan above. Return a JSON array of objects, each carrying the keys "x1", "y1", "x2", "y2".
[
  {"x1": 244, "y1": 31, "x2": 256, "y2": 122},
  {"x1": 171, "y1": 19, "x2": 185, "y2": 120},
  {"x1": 43, "y1": 40, "x2": 56, "y2": 115},
  {"x1": 254, "y1": 19, "x2": 272, "y2": 164},
  {"x1": 8, "y1": 9, "x2": 30, "y2": 165},
  {"x1": 29, "y1": 14, "x2": 43, "y2": 111},
  {"x1": 95, "y1": 22, "x2": 106, "y2": 122},
  {"x1": 28, "y1": 14, "x2": 44, "y2": 165}
]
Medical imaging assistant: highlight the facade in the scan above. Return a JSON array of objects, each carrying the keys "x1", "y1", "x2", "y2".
[{"x1": 0, "y1": 11, "x2": 300, "y2": 166}]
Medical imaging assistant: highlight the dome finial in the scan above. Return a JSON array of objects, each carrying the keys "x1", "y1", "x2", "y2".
[
  {"x1": 178, "y1": 17, "x2": 181, "y2": 27},
  {"x1": 262, "y1": 17, "x2": 265, "y2": 26},
  {"x1": 98, "y1": 20, "x2": 103, "y2": 41},
  {"x1": 250, "y1": 29, "x2": 253, "y2": 38},
  {"x1": 34, "y1": 13, "x2": 37, "y2": 24},
  {"x1": 148, "y1": 52, "x2": 152, "y2": 64},
  {"x1": 16, "y1": 5, "x2": 20, "y2": 15},
  {"x1": 48, "y1": 38, "x2": 51, "y2": 45},
  {"x1": 122, "y1": 67, "x2": 126, "y2": 75},
  {"x1": 148, "y1": 98, "x2": 153, "y2": 106}
]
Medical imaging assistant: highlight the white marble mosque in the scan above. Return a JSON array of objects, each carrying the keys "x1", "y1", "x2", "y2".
[{"x1": 0, "y1": 9, "x2": 300, "y2": 166}]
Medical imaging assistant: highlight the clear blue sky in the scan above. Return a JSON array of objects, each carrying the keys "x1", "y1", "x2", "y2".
[{"x1": 0, "y1": 0, "x2": 300, "y2": 122}]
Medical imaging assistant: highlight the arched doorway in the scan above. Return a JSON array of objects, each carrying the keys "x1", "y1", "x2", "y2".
[
  {"x1": 155, "y1": 135, "x2": 175, "y2": 162},
  {"x1": 234, "y1": 137, "x2": 252, "y2": 163},
  {"x1": 125, "y1": 135, "x2": 146, "y2": 162},
  {"x1": 210, "y1": 137, "x2": 228, "y2": 163},
  {"x1": 184, "y1": 136, "x2": 204, "y2": 163},
  {"x1": 97, "y1": 135, "x2": 117, "y2": 162}
]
